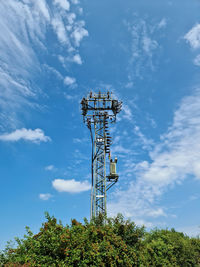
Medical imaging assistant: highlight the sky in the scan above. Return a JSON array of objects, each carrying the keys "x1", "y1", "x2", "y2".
[{"x1": 1, "y1": 0, "x2": 200, "y2": 249}]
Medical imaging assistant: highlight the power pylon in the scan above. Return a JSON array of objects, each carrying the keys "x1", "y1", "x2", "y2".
[{"x1": 81, "y1": 91, "x2": 122, "y2": 219}]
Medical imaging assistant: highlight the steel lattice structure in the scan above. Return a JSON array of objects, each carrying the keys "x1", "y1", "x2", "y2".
[{"x1": 81, "y1": 91, "x2": 122, "y2": 219}]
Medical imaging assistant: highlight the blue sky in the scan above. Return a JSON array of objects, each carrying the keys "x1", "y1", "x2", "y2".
[{"x1": 1, "y1": 0, "x2": 200, "y2": 249}]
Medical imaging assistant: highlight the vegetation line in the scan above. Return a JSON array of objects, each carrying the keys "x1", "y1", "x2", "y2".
[{"x1": 1, "y1": 213, "x2": 200, "y2": 266}]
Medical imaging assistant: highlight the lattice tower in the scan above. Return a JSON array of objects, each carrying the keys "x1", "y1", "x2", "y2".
[{"x1": 81, "y1": 91, "x2": 122, "y2": 219}]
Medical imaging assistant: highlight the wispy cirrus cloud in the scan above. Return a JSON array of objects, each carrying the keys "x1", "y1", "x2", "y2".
[
  {"x1": 194, "y1": 54, "x2": 200, "y2": 66},
  {"x1": 64, "y1": 76, "x2": 77, "y2": 87},
  {"x1": 39, "y1": 193, "x2": 53, "y2": 201},
  {"x1": 0, "y1": 0, "x2": 88, "y2": 128},
  {"x1": 184, "y1": 24, "x2": 200, "y2": 49},
  {"x1": 45, "y1": 165, "x2": 55, "y2": 171},
  {"x1": 53, "y1": 0, "x2": 70, "y2": 11},
  {"x1": 125, "y1": 16, "x2": 161, "y2": 81},
  {"x1": 109, "y1": 89, "x2": 200, "y2": 225},
  {"x1": 133, "y1": 125, "x2": 154, "y2": 150},
  {"x1": 157, "y1": 18, "x2": 167, "y2": 29},
  {"x1": 0, "y1": 128, "x2": 51, "y2": 143}
]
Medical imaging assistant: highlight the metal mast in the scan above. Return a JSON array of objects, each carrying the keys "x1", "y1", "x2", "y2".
[{"x1": 81, "y1": 91, "x2": 122, "y2": 219}]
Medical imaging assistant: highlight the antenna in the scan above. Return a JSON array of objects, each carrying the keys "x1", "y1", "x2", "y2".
[{"x1": 81, "y1": 91, "x2": 122, "y2": 219}]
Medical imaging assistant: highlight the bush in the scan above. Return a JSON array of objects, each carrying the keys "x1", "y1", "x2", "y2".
[{"x1": 0, "y1": 213, "x2": 200, "y2": 266}]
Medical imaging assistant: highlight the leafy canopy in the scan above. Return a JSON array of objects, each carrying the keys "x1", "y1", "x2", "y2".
[{"x1": 0, "y1": 213, "x2": 200, "y2": 267}]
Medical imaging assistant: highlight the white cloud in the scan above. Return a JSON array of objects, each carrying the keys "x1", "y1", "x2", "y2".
[
  {"x1": 142, "y1": 37, "x2": 158, "y2": 54},
  {"x1": 121, "y1": 103, "x2": 133, "y2": 121},
  {"x1": 64, "y1": 93, "x2": 77, "y2": 100},
  {"x1": 52, "y1": 178, "x2": 90, "y2": 193},
  {"x1": 109, "y1": 89, "x2": 200, "y2": 223},
  {"x1": 39, "y1": 193, "x2": 52, "y2": 200},
  {"x1": 126, "y1": 17, "x2": 161, "y2": 80},
  {"x1": 147, "y1": 208, "x2": 166, "y2": 218},
  {"x1": 43, "y1": 64, "x2": 63, "y2": 80},
  {"x1": 134, "y1": 126, "x2": 154, "y2": 150},
  {"x1": 64, "y1": 76, "x2": 76, "y2": 86},
  {"x1": 184, "y1": 24, "x2": 200, "y2": 49},
  {"x1": 158, "y1": 18, "x2": 167, "y2": 29},
  {"x1": 52, "y1": 17, "x2": 69, "y2": 45},
  {"x1": 35, "y1": 0, "x2": 50, "y2": 21},
  {"x1": 67, "y1": 13, "x2": 76, "y2": 25},
  {"x1": 71, "y1": 22, "x2": 89, "y2": 46},
  {"x1": 71, "y1": 0, "x2": 79, "y2": 5},
  {"x1": 53, "y1": 0, "x2": 70, "y2": 11},
  {"x1": 0, "y1": 128, "x2": 51, "y2": 143},
  {"x1": 45, "y1": 165, "x2": 55, "y2": 171},
  {"x1": 144, "y1": 88, "x2": 200, "y2": 185},
  {"x1": 125, "y1": 81, "x2": 134, "y2": 88},
  {"x1": 112, "y1": 145, "x2": 132, "y2": 155},
  {"x1": 0, "y1": 1, "x2": 88, "y2": 128},
  {"x1": 73, "y1": 138, "x2": 82, "y2": 143},
  {"x1": 194, "y1": 54, "x2": 200, "y2": 66},
  {"x1": 73, "y1": 54, "x2": 82, "y2": 64}
]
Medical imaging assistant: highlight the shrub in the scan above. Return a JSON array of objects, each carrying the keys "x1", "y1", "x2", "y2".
[{"x1": 0, "y1": 213, "x2": 200, "y2": 266}]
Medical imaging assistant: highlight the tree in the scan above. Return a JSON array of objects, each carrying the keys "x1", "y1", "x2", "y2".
[{"x1": 1, "y1": 213, "x2": 200, "y2": 266}]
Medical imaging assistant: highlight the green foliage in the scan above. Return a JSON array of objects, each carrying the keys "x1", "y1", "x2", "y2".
[
  {"x1": 141, "y1": 229, "x2": 200, "y2": 267},
  {"x1": 0, "y1": 213, "x2": 200, "y2": 266}
]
